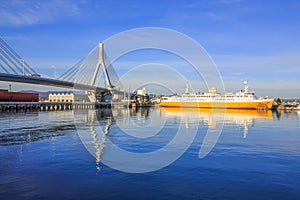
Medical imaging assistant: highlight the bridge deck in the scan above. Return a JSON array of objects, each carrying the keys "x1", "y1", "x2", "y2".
[{"x1": 0, "y1": 73, "x2": 108, "y2": 92}]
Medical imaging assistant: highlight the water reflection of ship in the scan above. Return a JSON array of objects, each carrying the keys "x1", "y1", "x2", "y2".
[{"x1": 160, "y1": 107, "x2": 273, "y2": 138}]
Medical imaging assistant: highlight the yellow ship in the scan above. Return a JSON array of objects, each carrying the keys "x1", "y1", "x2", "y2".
[{"x1": 160, "y1": 81, "x2": 274, "y2": 110}]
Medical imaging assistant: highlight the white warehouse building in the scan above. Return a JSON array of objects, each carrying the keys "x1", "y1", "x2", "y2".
[{"x1": 48, "y1": 93, "x2": 74, "y2": 103}]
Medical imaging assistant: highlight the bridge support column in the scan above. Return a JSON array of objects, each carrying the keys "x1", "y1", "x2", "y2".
[{"x1": 86, "y1": 42, "x2": 114, "y2": 103}]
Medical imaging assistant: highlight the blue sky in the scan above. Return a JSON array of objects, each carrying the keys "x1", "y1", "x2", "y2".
[{"x1": 0, "y1": 0, "x2": 300, "y2": 98}]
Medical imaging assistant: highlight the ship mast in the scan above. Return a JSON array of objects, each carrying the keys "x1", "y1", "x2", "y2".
[
  {"x1": 185, "y1": 83, "x2": 189, "y2": 94},
  {"x1": 244, "y1": 81, "x2": 249, "y2": 93}
]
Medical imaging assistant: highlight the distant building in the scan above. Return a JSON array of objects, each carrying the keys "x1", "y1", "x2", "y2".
[
  {"x1": 48, "y1": 93, "x2": 74, "y2": 102},
  {"x1": 137, "y1": 88, "x2": 147, "y2": 96},
  {"x1": 48, "y1": 92, "x2": 90, "y2": 103}
]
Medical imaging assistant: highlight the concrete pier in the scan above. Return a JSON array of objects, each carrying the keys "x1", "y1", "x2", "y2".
[{"x1": 0, "y1": 102, "x2": 111, "y2": 112}]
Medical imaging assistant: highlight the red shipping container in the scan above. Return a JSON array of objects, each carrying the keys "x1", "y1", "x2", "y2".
[{"x1": 0, "y1": 91, "x2": 39, "y2": 102}]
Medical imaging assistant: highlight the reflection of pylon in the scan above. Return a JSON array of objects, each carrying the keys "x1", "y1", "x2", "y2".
[{"x1": 90, "y1": 115, "x2": 111, "y2": 172}]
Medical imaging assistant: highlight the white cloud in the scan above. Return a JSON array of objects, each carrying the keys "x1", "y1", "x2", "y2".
[{"x1": 0, "y1": 0, "x2": 81, "y2": 26}]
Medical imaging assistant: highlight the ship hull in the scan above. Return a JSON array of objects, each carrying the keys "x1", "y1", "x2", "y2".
[{"x1": 160, "y1": 100, "x2": 274, "y2": 110}]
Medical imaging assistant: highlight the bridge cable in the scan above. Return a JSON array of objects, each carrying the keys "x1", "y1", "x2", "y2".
[
  {"x1": 0, "y1": 38, "x2": 35, "y2": 73},
  {"x1": 0, "y1": 53, "x2": 18, "y2": 74},
  {"x1": 0, "y1": 42, "x2": 33, "y2": 74},
  {"x1": 0, "y1": 38, "x2": 37, "y2": 74},
  {"x1": 103, "y1": 51, "x2": 120, "y2": 87},
  {"x1": 60, "y1": 64, "x2": 80, "y2": 82},
  {"x1": 0, "y1": 46, "x2": 26, "y2": 74},
  {"x1": 58, "y1": 58, "x2": 83, "y2": 80},
  {"x1": 0, "y1": 62, "x2": 9, "y2": 73}
]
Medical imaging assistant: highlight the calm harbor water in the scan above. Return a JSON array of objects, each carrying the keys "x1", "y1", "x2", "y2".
[{"x1": 0, "y1": 107, "x2": 300, "y2": 199}]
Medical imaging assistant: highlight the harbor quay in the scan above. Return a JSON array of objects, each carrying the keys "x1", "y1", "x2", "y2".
[{"x1": 0, "y1": 102, "x2": 111, "y2": 112}]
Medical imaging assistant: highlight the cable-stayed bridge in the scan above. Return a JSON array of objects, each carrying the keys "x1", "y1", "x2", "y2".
[{"x1": 0, "y1": 38, "x2": 121, "y2": 102}]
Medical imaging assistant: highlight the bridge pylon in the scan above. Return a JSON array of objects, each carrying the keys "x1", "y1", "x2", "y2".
[{"x1": 87, "y1": 42, "x2": 114, "y2": 103}]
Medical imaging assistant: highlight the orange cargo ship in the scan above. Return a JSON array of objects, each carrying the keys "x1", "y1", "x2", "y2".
[{"x1": 160, "y1": 81, "x2": 274, "y2": 110}]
